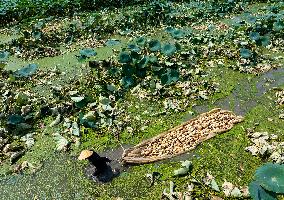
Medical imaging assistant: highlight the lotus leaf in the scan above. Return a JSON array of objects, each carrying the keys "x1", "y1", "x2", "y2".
[
  {"x1": 273, "y1": 21, "x2": 284, "y2": 31},
  {"x1": 14, "y1": 64, "x2": 38, "y2": 78},
  {"x1": 122, "y1": 64, "x2": 135, "y2": 76},
  {"x1": 138, "y1": 56, "x2": 149, "y2": 68},
  {"x1": 161, "y1": 69, "x2": 179, "y2": 85},
  {"x1": 79, "y1": 48, "x2": 97, "y2": 57},
  {"x1": 71, "y1": 122, "x2": 80, "y2": 136},
  {"x1": 105, "y1": 39, "x2": 120, "y2": 46},
  {"x1": 161, "y1": 43, "x2": 176, "y2": 56},
  {"x1": 249, "y1": 181, "x2": 277, "y2": 200},
  {"x1": 240, "y1": 48, "x2": 252, "y2": 58},
  {"x1": 128, "y1": 44, "x2": 140, "y2": 52},
  {"x1": 255, "y1": 163, "x2": 284, "y2": 193},
  {"x1": 173, "y1": 167, "x2": 189, "y2": 176},
  {"x1": 121, "y1": 76, "x2": 134, "y2": 88},
  {"x1": 107, "y1": 84, "x2": 117, "y2": 92},
  {"x1": 119, "y1": 52, "x2": 132, "y2": 63},
  {"x1": 99, "y1": 96, "x2": 111, "y2": 105},
  {"x1": 0, "y1": 51, "x2": 9, "y2": 61},
  {"x1": 7, "y1": 115, "x2": 24, "y2": 125},
  {"x1": 15, "y1": 92, "x2": 29, "y2": 105},
  {"x1": 249, "y1": 32, "x2": 260, "y2": 41},
  {"x1": 136, "y1": 36, "x2": 146, "y2": 46},
  {"x1": 260, "y1": 36, "x2": 270, "y2": 47},
  {"x1": 148, "y1": 40, "x2": 161, "y2": 52},
  {"x1": 149, "y1": 56, "x2": 157, "y2": 63},
  {"x1": 171, "y1": 29, "x2": 184, "y2": 39},
  {"x1": 53, "y1": 133, "x2": 69, "y2": 151}
]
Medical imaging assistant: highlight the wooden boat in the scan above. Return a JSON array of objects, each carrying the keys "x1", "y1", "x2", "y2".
[{"x1": 122, "y1": 108, "x2": 243, "y2": 164}]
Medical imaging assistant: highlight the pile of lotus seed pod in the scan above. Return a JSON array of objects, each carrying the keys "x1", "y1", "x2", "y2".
[
  {"x1": 123, "y1": 108, "x2": 243, "y2": 163},
  {"x1": 245, "y1": 131, "x2": 284, "y2": 164}
]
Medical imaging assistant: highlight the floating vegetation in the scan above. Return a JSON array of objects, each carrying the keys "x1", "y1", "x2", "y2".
[{"x1": 122, "y1": 109, "x2": 243, "y2": 164}]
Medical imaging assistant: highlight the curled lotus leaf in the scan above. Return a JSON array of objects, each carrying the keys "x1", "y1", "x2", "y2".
[
  {"x1": 119, "y1": 52, "x2": 132, "y2": 63},
  {"x1": 173, "y1": 167, "x2": 189, "y2": 176},
  {"x1": 148, "y1": 40, "x2": 161, "y2": 52},
  {"x1": 14, "y1": 64, "x2": 38, "y2": 78},
  {"x1": 70, "y1": 96, "x2": 85, "y2": 102},
  {"x1": 240, "y1": 48, "x2": 252, "y2": 58},
  {"x1": 255, "y1": 163, "x2": 284, "y2": 193},
  {"x1": 161, "y1": 43, "x2": 176, "y2": 56}
]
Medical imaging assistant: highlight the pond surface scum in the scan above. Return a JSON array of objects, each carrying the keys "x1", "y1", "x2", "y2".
[{"x1": 0, "y1": 0, "x2": 284, "y2": 199}]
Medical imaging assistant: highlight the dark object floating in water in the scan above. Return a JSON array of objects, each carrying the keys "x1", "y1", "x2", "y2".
[
  {"x1": 78, "y1": 150, "x2": 118, "y2": 183},
  {"x1": 14, "y1": 63, "x2": 38, "y2": 78},
  {"x1": 122, "y1": 108, "x2": 243, "y2": 164}
]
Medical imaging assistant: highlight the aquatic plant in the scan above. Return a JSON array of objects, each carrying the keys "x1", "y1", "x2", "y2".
[
  {"x1": 13, "y1": 64, "x2": 38, "y2": 78},
  {"x1": 161, "y1": 43, "x2": 176, "y2": 56},
  {"x1": 249, "y1": 163, "x2": 284, "y2": 200},
  {"x1": 148, "y1": 39, "x2": 161, "y2": 52}
]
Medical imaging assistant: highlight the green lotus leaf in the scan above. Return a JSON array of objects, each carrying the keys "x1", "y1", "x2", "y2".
[
  {"x1": 165, "y1": 26, "x2": 175, "y2": 33},
  {"x1": 135, "y1": 36, "x2": 146, "y2": 46},
  {"x1": 171, "y1": 29, "x2": 185, "y2": 39},
  {"x1": 119, "y1": 52, "x2": 132, "y2": 63},
  {"x1": 173, "y1": 167, "x2": 189, "y2": 176},
  {"x1": 249, "y1": 32, "x2": 260, "y2": 41},
  {"x1": 15, "y1": 92, "x2": 29, "y2": 105},
  {"x1": 273, "y1": 21, "x2": 284, "y2": 32},
  {"x1": 148, "y1": 40, "x2": 161, "y2": 52},
  {"x1": 255, "y1": 163, "x2": 284, "y2": 193},
  {"x1": 99, "y1": 96, "x2": 111, "y2": 105},
  {"x1": 71, "y1": 122, "x2": 80, "y2": 136},
  {"x1": 7, "y1": 115, "x2": 24, "y2": 125},
  {"x1": 128, "y1": 44, "x2": 140, "y2": 52},
  {"x1": 32, "y1": 31, "x2": 42, "y2": 39},
  {"x1": 260, "y1": 36, "x2": 270, "y2": 47},
  {"x1": 122, "y1": 64, "x2": 135, "y2": 76},
  {"x1": 121, "y1": 76, "x2": 134, "y2": 88},
  {"x1": 0, "y1": 51, "x2": 9, "y2": 61},
  {"x1": 161, "y1": 43, "x2": 176, "y2": 56},
  {"x1": 149, "y1": 56, "x2": 158, "y2": 63},
  {"x1": 249, "y1": 181, "x2": 277, "y2": 200},
  {"x1": 79, "y1": 48, "x2": 97, "y2": 57},
  {"x1": 137, "y1": 56, "x2": 149, "y2": 68},
  {"x1": 161, "y1": 69, "x2": 179, "y2": 85},
  {"x1": 105, "y1": 39, "x2": 120, "y2": 46},
  {"x1": 14, "y1": 64, "x2": 38, "y2": 78},
  {"x1": 240, "y1": 48, "x2": 252, "y2": 58}
]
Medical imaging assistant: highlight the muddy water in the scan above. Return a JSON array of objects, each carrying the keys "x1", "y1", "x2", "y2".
[{"x1": 193, "y1": 67, "x2": 284, "y2": 116}]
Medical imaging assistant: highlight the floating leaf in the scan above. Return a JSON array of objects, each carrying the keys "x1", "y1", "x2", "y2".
[
  {"x1": 79, "y1": 48, "x2": 97, "y2": 57},
  {"x1": 7, "y1": 115, "x2": 24, "y2": 125},
  {"x1": 255, "y1": 163, "x2": 284, "y2": 193},
  {"x1": 171, "y1": 29, "x2": 185, "y2": 39},
  {"x1": 240, "y1": 48, "x2": 252, "y2": 58},
  {"x1": 105, "y1": 39, "x2": 120, "y2": 46},
  {"x1": 161, "y1": 43, "x2": 176, "y2": 56},
  {"x1": 0, "y1": 51, "x2": 9, "y2": 61},
  {"x1": 21, "y1": 133, "x2": 34, "y2": 148},
  {"x1": 122, "y1": 64, "x2": 135, "y2": 76},
  {"x1": 161, "y1": 69, "x2": 179, "y2": 85},
  {"x1": 173, "y1": 167, "x2": 189, "y2": 176},
  {"x1": 138, "y1": 56, "x2": 149, "y2": 68},
  {"x1": 14, "y1": 64, "x2": 38, "y2": 78},
  {"x1": 249, "y1": 181, "x2": 277, "y2": 200},
  {"x1": 70, "y1": 96, "x2": 85, "y2": 102},
  {"x1": 121, "y1": 76, "x2": 134, "y2": 88},
  {"x1": 119, "y1": 52, "x2": 131, "y2": 63},
  {"x1": 135, "y1": 36, "x2": 146, "y2": 46},
  {"x1": 53, "y1": 133, "x2": 69, "y2": 151},
  {"x1": 71, "y1": 122, "x2": 80, "y2": 136},
  {"x1": 128, "y1": 44, "x2": 140, "y2": 52},
  {"x1": 249, "y1": 32, "x2": 260, "y2": 41},
  {"x1": 260, "y1": 36, "x2": 270, "y2": 47},
  {"x1": 273, "y1": 21, "x2": 284, "y2": 32},
  {"x1": 211, "y1": 180, "x2": 220, "y2": 192},
  {"x1": 148, "y1": 40, "x2": 161, "y2": 52}
]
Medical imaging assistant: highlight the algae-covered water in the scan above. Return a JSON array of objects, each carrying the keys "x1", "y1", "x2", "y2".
[{"x1": 1, "y1": 0, "x2": 284, "y2": 199}]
